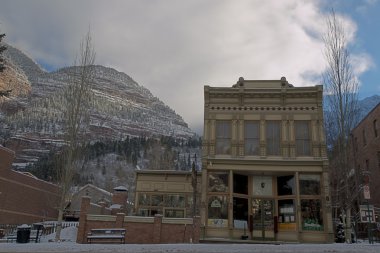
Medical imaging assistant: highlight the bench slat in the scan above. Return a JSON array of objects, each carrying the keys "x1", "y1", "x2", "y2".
[{"x1": 87, "y1": 228, "x2": 126, "y2": 244}]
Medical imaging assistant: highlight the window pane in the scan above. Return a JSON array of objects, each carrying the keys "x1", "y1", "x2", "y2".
[
  {"x1": 245, "y1": 121, "x2": 260, "y2": 155},
  {"x1": 266, "y1": 121, "x2": 280, "y2": 155},
  {"x1": 374, "y1": 120, "x2": 378, "y2": 137},
  {"x1": 216, "y1": 121, "x2": 231, "y2": 154},
  {"x1": 301, "y1": 199, "x2": 323, "y2": 231},
  {"x1": 138, "y1": 208, "x2": 149, "y2": 217},
  {"x1": 208, "y1": 196, "x2": 228, "y2": 227},
  {"x1": 165, "y1": 195, "x2": 185, "y2": 208},
  {"x1": 278, "y1": 199, "x2": 296, "y2": 230},
  {"x1": 165, "y1": 209, "x2": 185, "y2": 218},
  {"x1": 299, "y1": 174, "x2": 321, "y2": 195},
  {"x1": 233, "y1": 197, "x2": 248, "y2": 229},
  {"x1": 138, "y1": 193, "x2": 150, "y2": 206},
  {"x1": 233, "y1": 174, "x2": 248, "y2": 194},
  {"x1": 209, "y1": 172, "x2": 229, "y2": 192},
  {"x1": 253, "y1": 176, "x2": 273, "y2": 196},
  {"x1": 277, "y1": 175, "x2": 295, "y2": 196},
  {"x1": 151, "y1": 195, "x2": 164, "y2": 206},
  {"x1": 295, "y1": 121, "x2": 311, "y2": 156}
]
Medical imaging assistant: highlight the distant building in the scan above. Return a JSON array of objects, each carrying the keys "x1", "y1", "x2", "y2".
[
  {"x1": 65, "y1": 184, "x2": 130, "y2": 220},
  {"x1": 350, "y1": 103, "x2": 380, "y2": 222},
  {"x1": 0, "y1": 145, "x2": 60, "y2": 224},
  {"x1": 134, "y1": 170, "x2": 201, "y2": 218},
  {"x1": 201, "y1": 77, "x2": 333, "y2": 243}
]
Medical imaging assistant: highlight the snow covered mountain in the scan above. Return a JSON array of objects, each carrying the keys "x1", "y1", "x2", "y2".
[{"x1": 0, "y1": 44, "x2": 195, "y2": 168}]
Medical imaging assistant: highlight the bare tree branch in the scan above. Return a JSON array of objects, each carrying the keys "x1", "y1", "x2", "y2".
[
  {"x1": 323, "y1": 9, "x2": 360, "y2": 243},
  {"x1": 55, "y1": 29, "x2": 95, "y2": 242}
]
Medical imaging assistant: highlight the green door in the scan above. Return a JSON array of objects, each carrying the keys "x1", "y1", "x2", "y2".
[{"x1": 251, "y1": 199, "x2": 274, "y2": 240}]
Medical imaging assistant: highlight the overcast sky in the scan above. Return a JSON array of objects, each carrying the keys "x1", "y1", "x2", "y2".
[{"x1": 0, "y1": 0, "x2": 378, "y2": 134}]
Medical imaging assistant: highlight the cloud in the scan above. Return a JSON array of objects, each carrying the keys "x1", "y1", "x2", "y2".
[
  {"x1": 0, "y1": 0, "x2": 372, "y2": 134},
  {"x1": 356, "y1": 0, "x2": 379, "y2": 14}
]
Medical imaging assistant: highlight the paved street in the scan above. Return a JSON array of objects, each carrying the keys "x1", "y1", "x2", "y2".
[{"x1": 0, "y1": 242, "x2": 380, "y2": 253}]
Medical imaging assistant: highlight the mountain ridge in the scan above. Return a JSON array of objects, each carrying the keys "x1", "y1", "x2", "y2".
[{"x1": 0, "y1": 43, "x2": 195, "y2": 168}]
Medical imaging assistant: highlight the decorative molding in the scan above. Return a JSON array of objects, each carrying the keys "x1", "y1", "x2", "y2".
[{"x1": 209, "y1": 106, "x2": 317, "y2": 111}]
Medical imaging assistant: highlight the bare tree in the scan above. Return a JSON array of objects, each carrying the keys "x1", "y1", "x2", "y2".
[
  {"x1": 323, "y1": 10, "x2": 360, "y2": 243},
  {"x1": 55, "y1": 30, "x2": 95, "y2": 241},
  {"x1": 0, "y1": 32, "x2": 5, "y2": 73}
]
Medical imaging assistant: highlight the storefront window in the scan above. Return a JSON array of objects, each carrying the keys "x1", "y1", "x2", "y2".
[
  {"x1": 277, "y1": 175, "x2": 295, "y2": 196},
  {"x1": 209, "y1": 172, "x2": 229, "y2": 192},
  {"x1": 138, "y1": 208, "x2": 149, "y2": 217},
  {"x1": 138, "y1": 193, "x2": 150, "y2": 206},
  {"x1": 151, "y1": 194, "x2": 164, "y2": 206},
  {"x1": 299, "y1": 174, "x2": 321, "y2": 195},
  {"x1": 301, "y1": 199, "x2": 323, "y2": 231},
  {"x1": 164, "y1": 209, "x2": 185, "y2": 218},
  {"x1": 278, "y1": 199, "x2": 296, "y2": 230},
  {"x1": 208, "y1": 196, "x2": 228, "y2": 227},
  {"x1": 233, "y1": 197, "x2": 248, "y2": 229},
  {"x1": 165, "y1": 195, "x2": 185, "y2": 208}
]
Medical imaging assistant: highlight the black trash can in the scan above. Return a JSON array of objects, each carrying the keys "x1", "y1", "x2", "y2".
[{"x1": 16, "y1": 224, "x2": 31, "y2": 243}]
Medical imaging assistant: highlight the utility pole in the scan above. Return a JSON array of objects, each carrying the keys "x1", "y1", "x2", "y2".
[
  {"x1": 363, "y1": 172, "x2": 373, "y2": 244},
  {"x1": 191, "y1": 159, "x2": 197, "y2": 243}
]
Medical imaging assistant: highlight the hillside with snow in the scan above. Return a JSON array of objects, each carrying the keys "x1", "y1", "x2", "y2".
[{"x1": 0, "y1": 44, "x2": 195, "y2": 168}]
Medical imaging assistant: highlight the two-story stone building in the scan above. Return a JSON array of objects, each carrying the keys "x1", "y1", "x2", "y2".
[{"x1": 201, "y1": 77, "x2": 333, "y2": 243}]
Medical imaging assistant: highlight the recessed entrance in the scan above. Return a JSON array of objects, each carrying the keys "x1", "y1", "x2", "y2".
[{"x1": 251, "y1": 199, "x2": 275, "y2": 240}]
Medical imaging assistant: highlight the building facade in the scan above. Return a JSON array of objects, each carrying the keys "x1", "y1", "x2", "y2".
[
  {"x1": 134, "y1": 170, "x2": 201, "y2": 218},
  {"x1": 201, "y1": 77, "x2": 334, "y2": 242},
  {"x1": 350, "y1": 103, "x2": 380, "y2": 222},
  {"x1": 0, "y1": 145, "x2": 60, "y2": 224}
]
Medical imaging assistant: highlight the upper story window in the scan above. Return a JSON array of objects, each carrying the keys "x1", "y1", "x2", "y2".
[
  {"x1": 266, "y1": 121, "x2": 281, "y2": 156},
  {"x1": 363, "y1": 129, "x2": 367, "y2": 146},
  {"x1": 373, "y1": 120, "x2": 378, "y2": 138},
  {"x1": 244, "y1": 121, "x2": 260, "y2": 155},
  {"x1": 295, "y1": 121, "x2": 311, "y2": 156},
  {"x1": 215, "y1": 121, "x2": 231, "y2": 155}
]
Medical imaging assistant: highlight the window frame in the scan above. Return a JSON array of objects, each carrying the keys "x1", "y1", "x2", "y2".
[
  {"x1": 215, "y1": 120, "x2": 232, "y2": 155},
  {"x1": 374, "y1": 120, "x2": 378, "y2": 138},
  {"x1": 266, "y1": 120, "x2": 281, "y2": 156},
  {"x1": 244, "y1": 120, "x2": 260, "y2": 156},
  {"x1": 295, "y1": 121, "x2": 311, "y2": 156}
]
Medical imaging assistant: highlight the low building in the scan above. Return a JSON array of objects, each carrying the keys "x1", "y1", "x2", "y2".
[
  {"x1": 0, "y1": 145, "x2": 60, "y2": 224},
  {"x1": 134, "y1": 170, "x2": 201, "y2": 218},
  {"x1": 65, "y1": 184, "x2": 130, "y2": 220}
]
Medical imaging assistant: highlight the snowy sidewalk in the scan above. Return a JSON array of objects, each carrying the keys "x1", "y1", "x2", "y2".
[{"x1": 0, "y1": 242, "x2": 379, "y2": 253}]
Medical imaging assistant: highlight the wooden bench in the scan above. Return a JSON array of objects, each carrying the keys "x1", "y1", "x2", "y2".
[{"x1": 87, "y1": 228, "x2": 126, "y2": 244}]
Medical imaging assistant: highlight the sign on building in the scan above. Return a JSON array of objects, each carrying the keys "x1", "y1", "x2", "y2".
[
  {"x1": 360, "y1": 205, "x2": 375, "y2": 223},
  {"x1": 363, "y1": 184, "x2": 371, "y2": 200}
]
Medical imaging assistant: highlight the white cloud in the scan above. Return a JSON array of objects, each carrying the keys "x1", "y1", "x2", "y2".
[
  {"x1": 356, "y1": 0, "x2": 379, "y2": 14},
  {"x1": 0, "y1": 0, "x2": 372, "y2": 134}
]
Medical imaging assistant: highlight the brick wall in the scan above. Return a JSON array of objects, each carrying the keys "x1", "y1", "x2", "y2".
[
  {"x1": 77, "y1": 196, "x2": 200, "y2": 244},
  {"x1": 0, "y1": 146, "x2": 60, "y2": 224},
  {"x1": 351, "y1": 104, "x2": 380, "y2": 210}
]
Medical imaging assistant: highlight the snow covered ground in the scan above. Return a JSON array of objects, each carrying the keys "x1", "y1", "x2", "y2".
[
  {"x1": 1, "y1": 241, "x2": 379, "y2": 253},
  {"x1": 1, "y1": 227, "x2": 379, "y2": 253}
]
